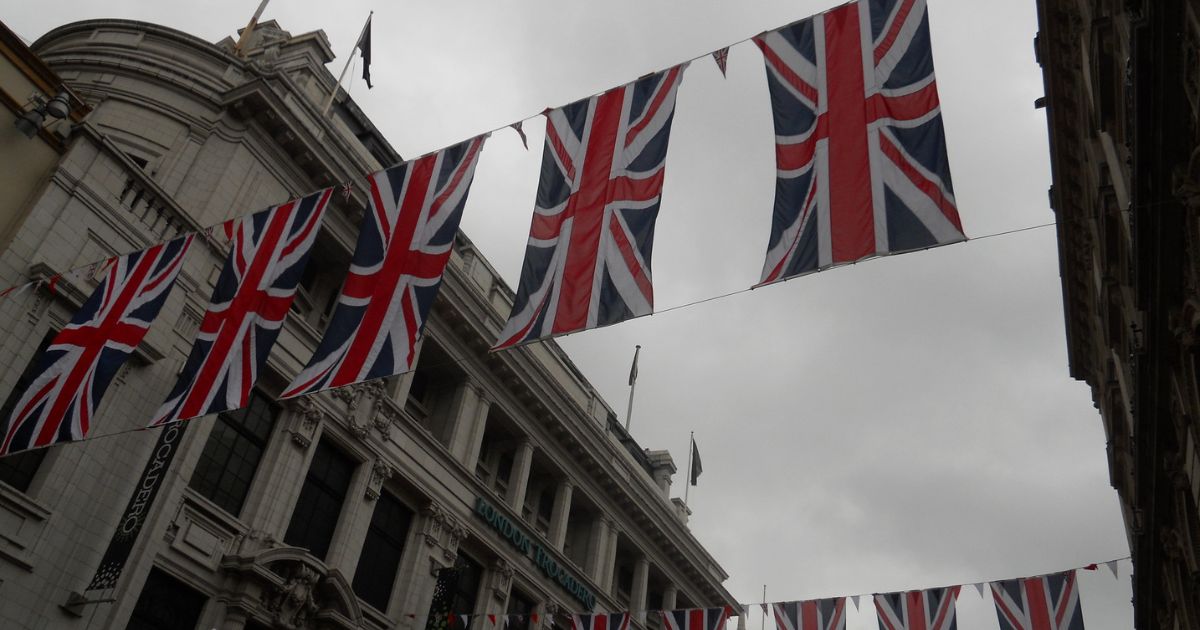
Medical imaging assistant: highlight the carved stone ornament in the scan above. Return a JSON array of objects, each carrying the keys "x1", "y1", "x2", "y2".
[
  {"x1": 287, "y1": 397, "x2": 325, "y2": 448},
  {"x1": 263, "y1": 562, "x2": 322, "y2": 630},
  {"x1": 335, "y1": 381, "x2": 390, "y2": 441},
  {"x1": 365, "y1": 460, "x2": 394, "y2": 501},
  {"x1": 229, "y1": 528, "x2": 280, "y2": 556},
  {"x1": 491, "y1": 557, "x2": 516, "y2": 600},
  {"x1": 421, "y1": 501, "x2": 468, "y2": 562}
]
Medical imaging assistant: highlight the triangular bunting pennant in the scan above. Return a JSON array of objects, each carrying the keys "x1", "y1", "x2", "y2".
[
  {"x1": 712, "y1": 47, "x2": 729, "y2": 77},
  {"x1": 1106, "y1": 560, "x2": 1119, "y2": 578},
  {"x1": 972, "y1": 582, "x2": 986, "y2": 598},
  {"x1": 850, "y1": 595, "x2": 860, "y2": 611},
  {"x1": 489, "y1": 615, "x2": 497, "y2": 626},
  {"x1": 511, "y1": 121, "x2": 529, "y2": 150}
]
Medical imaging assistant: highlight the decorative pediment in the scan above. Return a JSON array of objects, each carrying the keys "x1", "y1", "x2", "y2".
[{"x1": 220, "y1": 546, "x2": 363, "y2": 630}]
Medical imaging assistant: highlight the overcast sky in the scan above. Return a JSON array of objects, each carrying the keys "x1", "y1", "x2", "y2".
[{"x1": 8, "y1": 1, "x2": 1134, "y2": 628}]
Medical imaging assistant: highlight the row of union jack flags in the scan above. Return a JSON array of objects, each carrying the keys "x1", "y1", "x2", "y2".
[
  {"x1": 293, "y1": 569, "x2": 1098, "y2": 630},
  {"x1": 0, "y1": 0, "x2": 964, "y2": 456}
]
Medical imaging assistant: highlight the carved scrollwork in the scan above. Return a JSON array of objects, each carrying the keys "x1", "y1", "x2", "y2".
[
  {"x1": 287, "y1": 397, "x2": 324, "y2": 448},
  {"x1": 262, "y1": 562, "x2": 322, "y2": 630},
  {"x1": 365, "y1": 460, "x2": 394, "y2": 501}
]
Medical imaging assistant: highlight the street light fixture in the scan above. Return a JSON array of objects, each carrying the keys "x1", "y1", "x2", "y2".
[{"x1": 13, "y1": 90, "x2": 73, "y2": 139}]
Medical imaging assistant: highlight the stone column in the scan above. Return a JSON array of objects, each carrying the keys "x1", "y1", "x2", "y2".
[
  {"x1": 463, "y1": 395, "x2": 493, "y2": 470},
  {"x1": 247, "y1": 398, "x2": 324, "y2": 539},
  {"x1": 506, "y1": 439, "x2": 535, "y2": 511},
  {"x1": 548, "y1": 480, "x2": 573, "y2": 551},
  {"x1": 394, "y1": 502, "x2": 468, "y2": 630},
  {"x1": 662, "y1": 584, "x2": 678, "y2": 612},
  {"x1": 586, "y1": 516, "x2": 609, "y2": 582},
  {"x1": 324, "y1": 459, "x2": 394, "y2": 576},
  {"x1": 601, "y1": 525, "x2": 621, "y2": 594},
  {"x1": 445, "y1": 382, "x2": 484, "y2": 461},
  {"x1": 631, "y1": 556, "x2": 650, "y2": 624}
]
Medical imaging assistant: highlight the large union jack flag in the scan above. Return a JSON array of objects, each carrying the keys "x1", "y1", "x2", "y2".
[
  {"x1": 663, "y1": 606, "x2": 733, "y2": 630},
  {"x1": 571, "y1": 613, "x2": 630, "y2": 630},
  {"x1": 493, "y1": 64, "x2": 688, "y2": 349},
  {"x1": 150, "y1": 190, "x2": 331, "y2": 426},
  {"x1": 772, "y1": 599, "x2": 846, "y2": 630},
  {"x1": 753, "y1": 0, "x2": 964, "y2": 286},
  {"x1": 990, "y1": 571, "x2": 1084, "y2": 630},
  {"x1": 1, "y1": 235, "x2": 193, "y2": 456},
  {"x1": 874, "y1": 586, "x2": 960, "y2": 630},
  {"x1": 283, "y1": 137, "x2": 487, "y2": 398}
]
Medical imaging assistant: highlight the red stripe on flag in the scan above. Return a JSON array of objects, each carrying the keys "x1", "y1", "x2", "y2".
[
  {"x1": 823, "y1": 3, "x2": 875, "y2": 262},
  {"x1": 608, "y1": 212, "x2": 653, "y2": 302},
  {"x1": 1023, "y1": 577, "x2": 1052, "y2": 630},
  {"x1": 553, "y1": 89, "x2": 623, "y2": 334},
  {"x1": 755, "y1": 39, "x2": 819, "y2": 105},
  {"x1": 878, "y1": 134, "x2": 962, "y2": 232},
  {"x1": 625, "y1": 66, "x2": 681, "y2": 148},
  {"x1": 874, "y1": 0, "x2": 917, "y2": 64}
]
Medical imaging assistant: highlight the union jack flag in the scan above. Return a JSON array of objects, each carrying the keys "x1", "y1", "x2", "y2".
[
  {"x1": 493, "y1": 64, "x2": 688, "y2": 349},
  {"x1": 874, "y1": 586, "x2": 960, "y2": 630},
  {"x1": 990, "y1": 571, "x2": 1084, "y2": 630},
  {"x1": 283, "y1": 137, "x2": 487, "y2": 398},
  {"x1": 663, "y1": 606, "x2": 733, "y2": 630},
  {"x1": 753, "y1": 0, "x2": 964, "y2": 286},
  {"x1": 772, "y1": 599, "x2": 846, "y2": 630},
  {"x1": 571, "y1": 613, "x2": 629, "y2": 630},
  {"x1": 150, "y1": 190, "x2": 331, "y2": 426},
  {"x1": 1, "y1": 236, "x2": 193, "y2": 456}
]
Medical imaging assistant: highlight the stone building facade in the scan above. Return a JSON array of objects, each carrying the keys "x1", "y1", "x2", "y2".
[
  {"x1": 0, "y1": 18, "x2": 736, "y2": 630},
  {"x1": 1035, "y1": 0, "x2": 1200, "y2": 627}
]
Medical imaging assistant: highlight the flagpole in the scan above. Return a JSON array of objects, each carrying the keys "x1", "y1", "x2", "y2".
[
  {"x1": 322, "y1": 11, "x2": 373, "y2": 116},
  {"x1": 684, "y1": 431, "x2": 694, "y2": 505},
  {"x1": 624, "y1": 344, "x2": 640, "y2": 431},
  {"x1": 760, "y1": 586, "x2": 766, "y2": 630},
  {"x1": 232, "y1": 0, "x2": 271, "y2": 57}
]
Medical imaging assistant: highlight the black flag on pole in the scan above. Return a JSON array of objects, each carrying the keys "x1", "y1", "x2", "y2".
[
  {"x1": 690, "y1": 436, "x2": 702, "y2": 486},
  {"x1": 358, "y1": 15, "x2": 373, "y2": 89}
]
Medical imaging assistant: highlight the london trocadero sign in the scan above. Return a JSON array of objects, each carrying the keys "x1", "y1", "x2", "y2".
[{"x1": 474, "y1": 496, "x2": 597, "y2": 610}]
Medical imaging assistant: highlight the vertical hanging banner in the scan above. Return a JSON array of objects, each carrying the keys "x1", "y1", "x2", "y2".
[
  {"x1": 85, "y1": 420, "x2": 188, "y2": 591},
  {"x1": 0, "y1": 235, "x2": 194, "y2": 456},
  {"x1": 283, "y1": 136, "x2": 488, "y2": 398},
  {"x1": 150, "y1": 190, "x2": 331, "y2": 426},
  {"x1": 874, "y1": 586, "x2": 960, "y2": 630},
  {"x1": 662, "y1": 607, "x2": 734, "y2": 630},
  {"x1": 771, "y1": 599, "x2": 846, "y2": 630},
  {"x1": 753, "y1": 0, "x2": 964, "y2": 286},
  {"x1": 493, "y1": 64, "x2": 689, "y2": 350},
  {"x1": 572, "y1": 613, "x2": 631, "y2": 630},
  {"x1": 990, "y1": 571, "x2": 1084, "y2": 630}
]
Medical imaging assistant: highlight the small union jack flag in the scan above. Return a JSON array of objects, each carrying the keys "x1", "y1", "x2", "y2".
[
  {"x1": 1, "y1": 235, "x2": 193, "y2": 456},
  {"x1": 494, "y1": 64, "x2": 688, "y2": 349},
  {"x1": 754, "y1": 0, "x2": 964, "y2": 286},
  {"x1": 663, "y1": 606, "x2": 733, "y2": 630},
  {"x1": 712, "y1": 47, "x2": 730, "y2": 77},
  {"x1": 282, "y1": 137, "x2": 487, "y2": 398},
  {"x1": 150, "y1": 189, "x2": 331, "y2": 426},
  {"x1": 772, "y1": 599, "x2": 845, "y2": 630},
  {"x1": 571, "y1": 613, "x2": 629, "y2": 630},
  {"x1": 990, "y1": 571, "x2": 1084, "y2": 630},
  {"x1": 874, "y1": 587, "x2": 960, "y2": 630}
]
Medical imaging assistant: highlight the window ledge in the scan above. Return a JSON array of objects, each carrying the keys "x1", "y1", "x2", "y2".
[{"x1": 0, "y1": 481, "x2": 51, "y2": 571}]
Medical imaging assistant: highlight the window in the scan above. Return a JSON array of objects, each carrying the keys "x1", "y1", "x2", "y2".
[
  {"x1": 284, "y1": 439, "x2": 355, "y2": 560},
  {"x1": 506, "y1": 590, "x2": 536, "y2": 630},
  {"x1": 353, "y1": 489, "x2": 414, "y2": 611},
  {"x1": 189, "y1": 391, "x2": 277, "y2": 516},
  {"x1": 448, "y1": 553, "x2": 483, "y2": 618},
  {"x1": 125, "y1": 568, "x2": 207, "y2": 630},
  {"x1": 0, "y1": 333, "x2": 55, "y2": 492}
]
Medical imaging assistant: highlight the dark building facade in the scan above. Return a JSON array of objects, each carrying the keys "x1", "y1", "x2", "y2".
[{"x1": 1036, "y1": 0, "x2": 1200, "y2": 627}]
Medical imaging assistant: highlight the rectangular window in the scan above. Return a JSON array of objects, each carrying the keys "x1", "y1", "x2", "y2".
[
  {"x1": 0, "y1": 333, "x2": 56, "y2": 492},
  {"x1": 284, "y1": 439, "x2": 355, "y2": 560},
  {"x1": 125, "y1": 567, "x2": 207, "y2": 630},
  {"x1": 352, "y1": 489, "x2": 414, "y2": 611},
  {"x1": 189, "y1": 391, "x2": 277, "y2": 516},
  {"x1": 449, "y1": 552, "x2": 483, "y2": 617},
  {"x1": 506, "y1": 590, "x2": 536, "y2": 630}
]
